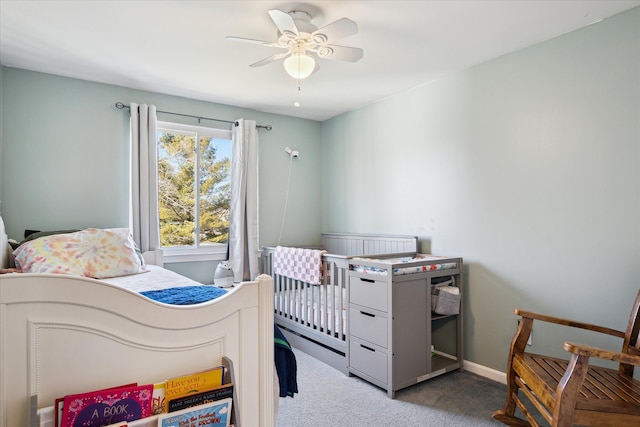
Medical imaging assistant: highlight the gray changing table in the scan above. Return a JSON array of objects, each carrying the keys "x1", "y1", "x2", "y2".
[{"x1": 347, "y1": 254, "x2": 463, "y2": 398}]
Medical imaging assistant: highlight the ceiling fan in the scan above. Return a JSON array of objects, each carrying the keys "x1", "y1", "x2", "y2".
[{"x1": 227, "y1": 9, "x2": 363, "y2": 80}]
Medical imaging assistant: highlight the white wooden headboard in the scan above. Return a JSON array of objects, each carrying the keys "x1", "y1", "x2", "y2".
[
  {"x1": 142, "y1": 248, "x2": 164, "y2": 266},
  {"x1": 0, "y1": 216, "x2": 9, "y2": 269}
]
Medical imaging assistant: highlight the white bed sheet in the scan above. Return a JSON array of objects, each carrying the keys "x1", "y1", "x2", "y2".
[{"x1": 101, "y1": 264, "x2": 202, "y2": 293}]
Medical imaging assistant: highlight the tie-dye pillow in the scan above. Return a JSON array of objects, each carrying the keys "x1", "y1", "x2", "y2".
[
  {"x1": 13, "y1": 228, "x2": 149, "y2": 278},
  {"x1": 13, "y1": 232, "x2": 85, "y2": 276}
]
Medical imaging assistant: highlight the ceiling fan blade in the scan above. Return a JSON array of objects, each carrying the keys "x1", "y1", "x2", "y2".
[
  {"x1": 226, "y1": 36, "x2": 282, "y2": 48},
  {"x1": 317, "y1": 45, "x2": 363, "y2": 62},
  {"x1": 312, "y1": 18, "x2": 358, "y2": 44},
  {"x1": 250, "y1": 52, "x2": 291, "y2": 68},
  {"x1": 268, "y1": 9, "x2": 299, "y2": 38}
]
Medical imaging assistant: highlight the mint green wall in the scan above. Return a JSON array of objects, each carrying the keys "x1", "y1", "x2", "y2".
[
  {"x1": 0, "y1": 68, "x2": 322, "y2": 281},
  {"x1": 321, "y1": 8, "x2": 640, "y2": 371}
]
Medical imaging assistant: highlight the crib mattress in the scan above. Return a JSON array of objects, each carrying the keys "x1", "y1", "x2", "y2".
[{"x1": 350, "y1": 254, "x2": 459, "y2": 276}]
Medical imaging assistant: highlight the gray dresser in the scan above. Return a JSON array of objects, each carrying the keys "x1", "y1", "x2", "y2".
[{"x1": 347, "y1": 256, "x2": 463, "y2": 398}]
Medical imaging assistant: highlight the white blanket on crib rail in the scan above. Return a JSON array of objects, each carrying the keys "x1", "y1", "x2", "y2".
[{"x1": 273, "y1": 246, "x2": 326, "y2": 285}]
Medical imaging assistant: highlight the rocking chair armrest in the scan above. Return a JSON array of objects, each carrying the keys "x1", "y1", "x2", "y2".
[
  {"x1": 563, "y1": 341, "x2": 640, "y2": 366},
  {"x1": 515, "y1": 309, "x2": 626, "y2": 339}
]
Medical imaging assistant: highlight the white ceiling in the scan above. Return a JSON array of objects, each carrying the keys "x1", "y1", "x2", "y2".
[{"x1": 1, "y1": 1, "x2": 639, "y2": 121}]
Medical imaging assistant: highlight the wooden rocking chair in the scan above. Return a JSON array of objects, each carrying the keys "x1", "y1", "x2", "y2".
[{"x1": 493, "y1": 289, "x2": 640, "y2": 427}]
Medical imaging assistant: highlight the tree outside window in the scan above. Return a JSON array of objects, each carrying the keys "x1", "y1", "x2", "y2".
[{"x1": 157, "y1": 122, "x2": 232, "y2": 249}]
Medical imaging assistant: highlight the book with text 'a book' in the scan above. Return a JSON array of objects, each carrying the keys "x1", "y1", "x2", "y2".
[
  {"x1": 60, "y1": 383, "x2": 153, "y2": 427},
  {"x1": 157, "y1": 398, "x2": 232, "y2": 427},
  {"x1": 167, "y1": 383, "x2": 234, "y2": 413},
  {"x1": 55, "y1": 383, "x2": 138, "y2": 427},
  {"x1": 164, "y1": 366, "x2": 225, "y2": 401}
]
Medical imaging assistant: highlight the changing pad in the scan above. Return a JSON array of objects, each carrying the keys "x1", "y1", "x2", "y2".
[{"x1": 350, "y1": 254, "x2": 458, "y2": 276}]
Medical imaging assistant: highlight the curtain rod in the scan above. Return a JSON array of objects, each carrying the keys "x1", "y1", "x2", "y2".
[{"x1": 115, "y1": 102, "x2": 272, "y2": 131}]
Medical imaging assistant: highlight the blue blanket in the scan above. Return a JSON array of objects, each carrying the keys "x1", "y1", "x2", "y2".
[{"x1": 140, "y1": 285, "x2": 228, "y2": 305}]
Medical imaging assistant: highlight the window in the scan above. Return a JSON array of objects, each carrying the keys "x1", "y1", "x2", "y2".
[{"x1": 157, "y1": 121, "x2": 232, "y2": 261}]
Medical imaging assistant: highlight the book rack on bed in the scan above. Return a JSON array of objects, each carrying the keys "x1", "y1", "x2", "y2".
[{"x1": 0, "y1": 217, "x2": 275, "y2": 427}]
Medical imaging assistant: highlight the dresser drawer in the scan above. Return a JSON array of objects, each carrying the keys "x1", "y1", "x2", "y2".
[
  {"x1": 349, "y1": 307, "x2": 387, "y2": 348},
  {"x1": 350, "y1": 338, "x2": 388, "y2": 385},
  {"x1": 350, "y1": 275, "x2": 387, "y2": 312}
]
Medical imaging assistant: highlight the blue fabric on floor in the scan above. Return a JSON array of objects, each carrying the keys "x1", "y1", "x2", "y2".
[{"x1": 140, "y1": 285, "x2": 227, "y2": 305}]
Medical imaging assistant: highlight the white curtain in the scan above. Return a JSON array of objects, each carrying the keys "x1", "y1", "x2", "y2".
[
  {"x1": 129, "y1": 103, "x2": 160, "y2": 253},
  {"x1": 229, "y1": 118, "x2": 259, "y2": 282}
]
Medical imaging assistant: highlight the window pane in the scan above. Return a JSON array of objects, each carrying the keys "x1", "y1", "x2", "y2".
[
  {"x1": 157, "y1": 122, "x2": 232, "y2": 251},
  {"x1": 158, "y1": 130, "x2": 196, "y2": 247},
  {"x1": 199, "y1": 137, "x2": 232, "y2": 245}
]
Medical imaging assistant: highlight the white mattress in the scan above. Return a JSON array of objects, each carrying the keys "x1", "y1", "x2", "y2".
[{"x1": 100, "y1": 264, "x2": 202, "y2": 293}]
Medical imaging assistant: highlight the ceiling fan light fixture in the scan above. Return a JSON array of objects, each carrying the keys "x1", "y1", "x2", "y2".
[{"x1": 284, "y1": 53, "x2": 315, "y2": 79}]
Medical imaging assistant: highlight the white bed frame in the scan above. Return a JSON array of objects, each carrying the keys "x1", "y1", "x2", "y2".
[{"x1": 0, "y1": 218, "x2": 275, "y2": 427}]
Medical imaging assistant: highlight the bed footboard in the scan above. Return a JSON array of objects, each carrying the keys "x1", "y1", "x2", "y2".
[{"x1": 0, "y1": 273, "x2": 274, "y2": 427}]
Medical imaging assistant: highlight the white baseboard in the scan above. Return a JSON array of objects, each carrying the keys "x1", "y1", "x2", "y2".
[{"x1": 463, "y1": 360, "x2": 507, "y2": 384}]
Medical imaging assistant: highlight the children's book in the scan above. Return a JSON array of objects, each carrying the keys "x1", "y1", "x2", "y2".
[
  {"x1": 156, "y1": 398, "x2": 232, "y2": 427},
  {"x1": 163, "y1": 366, "x2": 225, "y2": 401},
  {"x1": 167, "y1": 383, "x2": 233, "y2": 413},
  {"x1": 151, "y1": 382, "x2": 166, "y2": 415},
  {"x1": 60, "y1": 383, "x2": 153, "y2": 427},
  {"x1": 55, "y1": 383, "x2": 137, "y2": 427}
]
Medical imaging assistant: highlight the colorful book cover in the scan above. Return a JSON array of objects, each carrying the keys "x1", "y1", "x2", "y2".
[
  {"x1": 151, "y1": 382, "x2": 166, "y2": 415},
  {"x1": 55, "y1": 383, "x2": 137, "y2": 427},
  {"x1": 167, "y1": 383, "x2": 234, "y2": 413},
  {"x1": 60, "y1": 383, "x2": 153, "y2": 427},
  {"x1": 164, "y1": 366, "x2": 225, "y2": 400},
  {"x1": 157, "y1": 398, "x2": 232, "y2": 427}
]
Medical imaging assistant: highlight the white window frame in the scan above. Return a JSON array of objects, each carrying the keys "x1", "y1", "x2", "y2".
[{"x1": 157, "y1": 121, "x2": 232, "y2": 263}]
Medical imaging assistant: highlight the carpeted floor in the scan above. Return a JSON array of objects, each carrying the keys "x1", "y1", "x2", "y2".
[{"x1": 276, "y1": 347, "x2": 515, "y2": 427}]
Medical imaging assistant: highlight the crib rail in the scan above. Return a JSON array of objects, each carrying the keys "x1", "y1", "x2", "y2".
[{"x1": 261, "y1": 247, "x2": 350, "y2": 345}]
